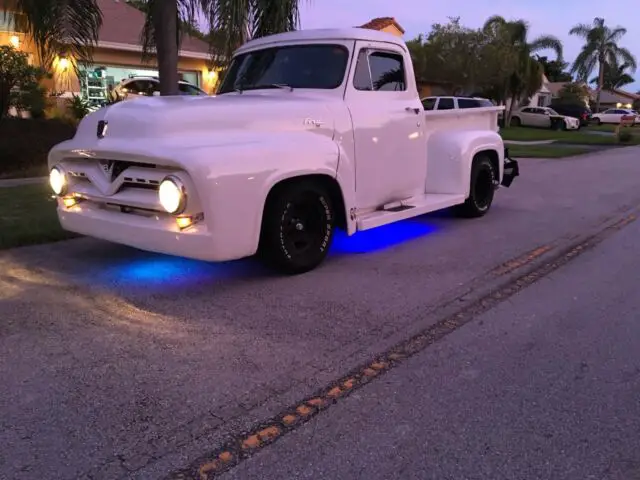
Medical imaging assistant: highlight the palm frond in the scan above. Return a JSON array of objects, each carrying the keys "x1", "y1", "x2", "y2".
[
  {"x1": 571, "y1": 46, "x2": 598, "y2": 79},
  {"x1": 529, "y1": 35, "x2": 563, "y2": 61},
  {"x1": 607, "y1": 27, "x2": 627, "y2": 43},
  {"x1": 8, "y1": 0, "x2": 102, "y2": 69},
  {"x1": 614, "y1": 46, "x2": 637, "y2": 71},
  {"x1": 569, "y1": 23, "x2": 592, "y2": 38}
]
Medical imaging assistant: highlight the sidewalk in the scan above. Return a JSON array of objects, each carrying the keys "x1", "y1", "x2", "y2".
[{"x1": 0, "y1": 176, "x2": 47, "y2": 188}]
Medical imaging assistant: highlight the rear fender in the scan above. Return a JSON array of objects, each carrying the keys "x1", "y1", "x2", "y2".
[{"x1": 425, "y1": 129, "x2": 504, "y2": 197}]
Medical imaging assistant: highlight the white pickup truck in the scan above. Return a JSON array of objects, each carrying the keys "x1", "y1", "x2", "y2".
[{"x1": 48, "y1": 28, "x2": 518, "y2": 274}]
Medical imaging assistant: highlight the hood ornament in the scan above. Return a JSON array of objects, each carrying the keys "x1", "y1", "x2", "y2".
[
  {"x1": 98, "y1": 160, "x2": 116, "y2": 182},
  {"x1": 97, "y1": 120, "x2": 108, "y2": 139}
]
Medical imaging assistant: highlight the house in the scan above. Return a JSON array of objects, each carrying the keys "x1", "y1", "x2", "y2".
[
  {"x1": 358, "y1": 17, "x2": 405, "y2": 37},
  {"x1": 596, "y1": 88, "x2": 640, "y2": 111},
  {"x1": 1, "y1": 0, "x2": 218, "y2": 109},
  {"x1": 504, "y1": 73, "x2": 552, "y2": 111},
  {"x1": 547, "y1": 81, "x2": 591, "y2": 107}
]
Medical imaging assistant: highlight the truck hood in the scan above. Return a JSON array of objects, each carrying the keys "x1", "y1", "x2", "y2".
[{"x1": 75, "y1": 93, "x2": 336, "y2": 141}]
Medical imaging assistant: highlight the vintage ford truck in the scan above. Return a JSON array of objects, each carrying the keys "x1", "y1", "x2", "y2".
[{"x1": 48, "y1": 28, "x2": 518, "y2": 274}]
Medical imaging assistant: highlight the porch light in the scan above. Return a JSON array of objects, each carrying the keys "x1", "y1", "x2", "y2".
[
  {"x1": 58, "y1": 57, "x2": 69, "y2": 71},
  {"x1": 9, "y1": 35, "x2": 19, "y2": 48},
  {"x1": 207, "y1": 69, "x2": 217, "y2": 81}
]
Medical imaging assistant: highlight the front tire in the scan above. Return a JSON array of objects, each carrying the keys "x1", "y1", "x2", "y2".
[
  {"x1": 455, "y1": 156, "x2": 496, "y2": 218},
  {"x1": 259, "y1": 181, "x2": 335, "y2": 274}
]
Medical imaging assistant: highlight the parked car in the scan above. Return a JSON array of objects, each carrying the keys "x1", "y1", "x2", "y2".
[
  {"x1": 47, "y1": 27, "x2": 519, "y2": 274},
  {"x1": 590, "y1": 108, "x2": 639, "y2": 125},
  {"x1": 421, "y1": 96, "x2": 494, "y2": 110},
  {"x1": 549, "y1": 103, "x2": 591, "y2": 126},
  {"x1": 510, "y1": 106, "x2": 581, "y2": 130},
  {"x1": 109, "y1": 76, "x2": 207, "y2": 101}
]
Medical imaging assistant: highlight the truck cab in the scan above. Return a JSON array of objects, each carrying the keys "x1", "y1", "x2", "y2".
[{"x1": 48, "y1": 28, "x2": 518, "y2": 274}]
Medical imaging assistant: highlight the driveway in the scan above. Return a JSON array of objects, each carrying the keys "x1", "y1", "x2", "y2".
[{"x1": 2, "y1": 146, "x2": 640, "y2": 479}]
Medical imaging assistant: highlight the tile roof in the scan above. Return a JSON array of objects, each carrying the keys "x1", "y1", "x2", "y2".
[
  {"x1": 358, "y1": 17, "x2": 405, "y2": 34},
  {"x1": 97, "y1": 0, "x2": 209, "y2": 54}
]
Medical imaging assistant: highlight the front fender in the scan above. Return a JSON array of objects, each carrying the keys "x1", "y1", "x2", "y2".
[
  {"x1": 425, "y1": 129, "x2": 504, "y2": 197},
  {"x1": 180, "y1": 131, "x2": 343, "y2": 259}
]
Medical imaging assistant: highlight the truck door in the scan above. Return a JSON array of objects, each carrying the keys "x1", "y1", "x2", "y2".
[{"x1": 345, "y1": 42, "x2": 427, "y2": 210}]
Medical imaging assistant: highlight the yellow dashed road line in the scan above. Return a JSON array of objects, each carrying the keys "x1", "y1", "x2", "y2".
[{"x1": 167, "y1": 213, "x2": 638, "y2": 480}]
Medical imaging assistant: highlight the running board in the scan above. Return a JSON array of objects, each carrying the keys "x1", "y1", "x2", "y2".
[{"x1": 356, "y1": 193, "x2": 465, "y2": 231}]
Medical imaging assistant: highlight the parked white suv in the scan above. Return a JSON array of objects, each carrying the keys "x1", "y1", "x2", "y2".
[
  {"x1": 421, "y1": 96, "x2": 494, "y2": 111},
  {"x1": 110, "y1": 76, "x2": 207, "y2": 101}
]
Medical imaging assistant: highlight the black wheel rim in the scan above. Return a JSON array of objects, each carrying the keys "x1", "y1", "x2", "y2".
[
  {"x1": 281, "y1": 193, "x2": 328, "y2": 259},
  {"x1": 474, "y1": 169, "x2": 493, "y2": 210}
]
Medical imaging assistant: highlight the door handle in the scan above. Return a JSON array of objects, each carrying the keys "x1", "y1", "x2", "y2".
[{"x1": 406, "y1": 107, "x2": 421, "y2": 115}]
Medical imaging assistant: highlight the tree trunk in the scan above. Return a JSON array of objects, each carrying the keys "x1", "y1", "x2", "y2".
[
  {"x1": 595, "y1": 58, "x2": 605, "y2": 113},
  {"x1": 153, "y1": 0, "x2": 179, "y2": 96}
]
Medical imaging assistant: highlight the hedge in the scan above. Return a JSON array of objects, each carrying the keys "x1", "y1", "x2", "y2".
[{"x1": 0, "y1": 118, "x2": 76, "y2": 178}]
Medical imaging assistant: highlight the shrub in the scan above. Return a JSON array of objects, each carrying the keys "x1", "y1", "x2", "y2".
[
  {"x1": 67, "y1": 94, "x2": 92, "y2": 121},
  {"x1": 0, "y1": 118, "x2": 76, "y2": 178},
  {"x1": 617, "y1": 130, "x2": 633, "y2": 143},
  {"x1": 0, "y1": 45, "x2": 47, "y2": 118}
]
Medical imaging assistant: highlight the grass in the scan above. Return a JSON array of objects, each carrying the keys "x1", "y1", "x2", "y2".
[
  {"x1": 582, "y1": 123, "x2": 640, "y2": 133},
  {"x1": 500, "y1": 126, "x2": 640, "y2": 145},
  {"x1": 0, "y1": 183, "x2": 77, "y2": 250},
  {"x1": 508, "y1": 145, "x2": 594, "y2": 158}
]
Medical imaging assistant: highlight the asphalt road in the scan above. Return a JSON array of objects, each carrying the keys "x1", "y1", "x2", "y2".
[
  {"x1": 2, "y1": 146, "x2": 640, "y2": 479},
  {"x1": 224, "y1": 206, "x2": 640, "y2": 480}
]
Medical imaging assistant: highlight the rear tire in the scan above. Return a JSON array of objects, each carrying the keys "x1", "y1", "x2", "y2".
[
  {"x1": 455, "y1": 156, "x2": 496, "y2": 218},
  {"x1": 259, "y1": 181, "x2": 335, "y2": 274}
]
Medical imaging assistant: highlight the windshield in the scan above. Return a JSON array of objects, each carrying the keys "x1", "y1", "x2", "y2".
[{"x1": 218, "y1": 44, "x2": 349, "y2": 94}]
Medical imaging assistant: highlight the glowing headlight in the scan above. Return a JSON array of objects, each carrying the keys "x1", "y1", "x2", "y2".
[
  {"x1": 49, "y1": 166, "x2": 67, "y2": 196},
  {"x1": 158, "y1": 176, "x2": 186, "y2": 214}
]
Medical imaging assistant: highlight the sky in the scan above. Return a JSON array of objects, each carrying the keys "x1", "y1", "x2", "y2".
[{"x1": 298, "y1": 0, "x2": 640, "y2": 92}]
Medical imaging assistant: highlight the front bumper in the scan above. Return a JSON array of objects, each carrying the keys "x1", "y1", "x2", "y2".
[
  {"x1": 57, "y1": 203, "x2": 228, "y2": 261},
  {"x1": 501, "y1": 148, "x2": 519, "y2": 188}
]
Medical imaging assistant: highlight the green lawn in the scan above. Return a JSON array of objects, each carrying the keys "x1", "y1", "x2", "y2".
[
  {"x1": 507, "y1": 145, "x2": 594, "y2": 158},
  {"x1": 0, "y1": 183, "x2": 77, "y2": 250},
  {"x1": 500, "y1": 126, "x2": 640, "y2": 145},
  {"x1": 582, "y1": 123, "x2": 640, "y2": 133}
]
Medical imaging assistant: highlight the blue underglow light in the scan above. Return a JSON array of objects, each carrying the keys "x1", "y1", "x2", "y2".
[
  {"x1": 100, "y1": 252, "x2": 243, "y2": 287},
  {"x1": 331, "y1": 220, "x2": 438, "y2": 254}
]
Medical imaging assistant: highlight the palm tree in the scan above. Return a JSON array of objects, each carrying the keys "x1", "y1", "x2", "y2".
[
  {"x1": 5, "y1": 0, "x2": 103, "y2": 71},
  {"x1": 589, "y1": 61, "x2": 635, "y2": 90},
  {"x1": 6, "y1": 0, "x2": 307, "y2": 96},
  {"x1": 570, "y1": 17, "x2": 637, "y2": 112},
  {"x1": 482, "y1": 16, "x2": 563, "y2": 124}
]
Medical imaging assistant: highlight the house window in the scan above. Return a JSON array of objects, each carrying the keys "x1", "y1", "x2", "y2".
[{"x1": 0, "y1": 11, "x2": 26, "y2": 33}]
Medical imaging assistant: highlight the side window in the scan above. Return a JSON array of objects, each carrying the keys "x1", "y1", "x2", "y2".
[
  {"x1": 458, "y1": 98, "x2": 479, "y2": 109},
  {"x1": 521, "y1": 108, "x2": 531, "y2": 113},
  {"x1": 126, "y1": 80, "x2": 153, "y2": 95},
  {"x1": 352, "y1": 50, "x2": 372, "y2": 90},
  {"x1": 178, "y1": 83, "x2": 204, "y2": 95},
  {"x1": 603, "y1": 109, "x2": 614, "y2": 114},
  {"x1": 421, "y1": 98, "x2": 436, "y2": 110},
  {"x1": 353, "y1": 49, "x2": 406, "y2": 91},
  {"x1": 437, "y1": 98, "x2": 454, "y2": 110}
]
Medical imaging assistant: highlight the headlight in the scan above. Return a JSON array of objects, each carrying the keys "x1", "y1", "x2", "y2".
[
  {"x1": 49, "y1": 166, "x2": 67, "y2": 196},
  {"x1": 158, "y1": 176, "x2": 186, "y2": 214}
]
